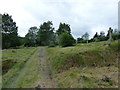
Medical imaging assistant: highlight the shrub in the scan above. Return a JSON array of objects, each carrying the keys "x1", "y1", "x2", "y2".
[
  {"x1": 77, "y1": 38, "x2": 86, "y2": 43},
  {"x1": 59, "y1": 33, "x2": 76, "y2": 47},
  {"x1": 48, "y1": 41, "x2": 55, "y2": 47},
  {"x1": 112, "y1": 34, "x2": 120, "y2": 40}
]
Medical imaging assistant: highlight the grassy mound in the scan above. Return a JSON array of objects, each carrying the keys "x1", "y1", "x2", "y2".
[
  {"x1": 47, "y1": 40, "x2": 119, "y2": 74},
  {"x1": 46, "y1": 40, "x2": 119, "y2": 88}
]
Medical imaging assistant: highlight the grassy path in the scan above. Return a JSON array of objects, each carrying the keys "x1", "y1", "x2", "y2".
[{"x1": 3, "y1": 47, "x2": 57, "y2": 88}]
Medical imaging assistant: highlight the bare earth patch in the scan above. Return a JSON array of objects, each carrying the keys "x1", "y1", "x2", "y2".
[{"x1": 36, "y1": 47, "x2": 57, "y2": 88}]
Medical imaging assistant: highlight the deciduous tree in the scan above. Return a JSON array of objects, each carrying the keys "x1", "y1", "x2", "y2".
[
  {"x1": 59, "y1": 32, "x2": 75, "y2": 47},
  {"x1": 56, "y1": 23, "x2": 71, "y2": 36},
  {"x1": 37, "y1": 21, "x2": 55, "y2": 46},
  {"x1": 25, "y1": 26, "x2": 38, "y2": 46},
  {"x1": 82, "y1": 32, "x2": 89, "y2": 43}
]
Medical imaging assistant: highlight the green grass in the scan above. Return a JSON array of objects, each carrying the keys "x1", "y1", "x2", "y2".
[
  {"x1": 46, "y1": 40, "x2": 119, "y2": 88},
  {"x1": 2, "y1": 47, "x2": 40, "y2": 88},
  {"x1": 2, "y1": 40, "x2": 119, "y2": 88},
  {"x1": 54, "y1": 66, "x2": 118, "y2": 88},
  {"x1": 47, "y1": 40, "x2": 118, "y2": 74},
  {"x1": 2, "y1": 47, "x2": 37, "y2": 75}
]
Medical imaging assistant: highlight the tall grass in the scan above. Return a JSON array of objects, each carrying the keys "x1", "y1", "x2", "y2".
[
  {"x1": 46, "y1": 40, "x2": 119, "y2": 88},
  {"x1": 2, "y1": 47, "x2": 39, "y2": 88},
  {"x1": 47, "y1": 40, "x2": 119, "y2": 74}
]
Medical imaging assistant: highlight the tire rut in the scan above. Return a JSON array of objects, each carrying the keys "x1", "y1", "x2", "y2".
[{"x1": 37, "y1": 47, "x2": 56, "y2": 88}]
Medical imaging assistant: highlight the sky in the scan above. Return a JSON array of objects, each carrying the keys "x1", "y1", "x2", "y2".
[{"x1": 0, "y1": 0, "x2": 119, "y2": 39}]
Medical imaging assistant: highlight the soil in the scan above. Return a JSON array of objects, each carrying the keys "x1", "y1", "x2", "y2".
[{"x1": 37, "y1": 47, "x2": 57, "y2": 88}]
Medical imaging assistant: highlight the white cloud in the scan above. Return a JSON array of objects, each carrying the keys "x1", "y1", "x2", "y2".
[{"x1": 0, "y1": 0, "x2": 119, "y2": 38}]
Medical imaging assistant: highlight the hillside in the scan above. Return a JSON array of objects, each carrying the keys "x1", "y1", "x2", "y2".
[
  {"x1": 2, "y1": 47, "x2": 39, "y2": 88},
  {"x1": 46, "y1": 40, "x2": 119, "y2": 88},
  {"x1": 2, "y1": 40, "x2": 119, "y2": 88}
]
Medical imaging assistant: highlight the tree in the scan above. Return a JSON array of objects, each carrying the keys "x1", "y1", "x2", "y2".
[
  {"x1": 82, "y1": 32, "x2": 89, "y2": 43},
  {"x1": 96, "y1": 31, "x2": 106, "y2": 41},
  {"x1": 37, "y1": 21, "x2": 55, "y2": 46},
  {"x1": 113, "y1": 29, "x2": 118, "y2": 34},
  {"x1": 18, "y1": 36, "x2": 25, "y2": 45},
  {"x1": 106, "y1": 27, "x2": 113, "y2": 36},
  {"x1": 24, "y1": 26, "x2": 38, "y2": 47},
  {"x1": 112, "y1": 29, "x2": 120, "y2": 40},
  {"x1": 113, "y1": 29, "x2": 120, "y2": 35},
  {"x1": 56, "y1": 23, "x2": 71, "y2": 36},
  {"x1": 59, "y1": 32, "x2": 75, "y2": 47},
  {"x1": 77, "y1": 37, "x2": 86, "y2": 43},
  {"x1": 2, "y1": 13, "x2": 21, "y2": 49},
  {"x1": 93, "y1": 32, "x2": 99, "y2": 38},
  {"x1": 2, "y1": 13, "x2": 18, "y2": 35},
  {"x1": 100, "y1": 31, "x2": 105, "y2": 37}
]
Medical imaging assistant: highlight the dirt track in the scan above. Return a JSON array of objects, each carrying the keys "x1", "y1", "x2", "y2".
[{"x1": 37, "y1": 47, "x2": 56, "y2": 88}]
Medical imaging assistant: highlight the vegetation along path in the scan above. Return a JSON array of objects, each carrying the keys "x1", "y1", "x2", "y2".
[
  {"x1": 2, "y1": 41, "x2": 119, "y2": 88},
  {"x1": 2, "y1": 47, "x2": 57, "y2": 88}
]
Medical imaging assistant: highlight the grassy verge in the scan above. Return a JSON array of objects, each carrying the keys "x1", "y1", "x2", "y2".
[
  {"x1": 55, "y1": 66, "x2": 118, "y2": 88},
  {"x1": 2, "y1": 47, "x2": 40, "y2": 88},
  {"x1": 46, "y1": 40, "x2": 119, "y2": 88}
]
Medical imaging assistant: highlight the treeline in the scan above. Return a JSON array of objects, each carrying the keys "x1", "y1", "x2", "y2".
[
  {"x1": 1, "y1": 13, "x2": 120, "y2": 49},
  {"x1": 77, "y1": 29, "x2": 120, "y2": 43},
  {"x1": 24, "y1": 21, "x2": 76, "y2": 47},
  {"x1": 1, "y1": 13, "x2": 75, "y2": 49}
]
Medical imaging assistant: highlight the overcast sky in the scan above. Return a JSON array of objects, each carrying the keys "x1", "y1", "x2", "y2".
[{"x1": 0, "y1": 0, "x2": 119, "y2": 39}]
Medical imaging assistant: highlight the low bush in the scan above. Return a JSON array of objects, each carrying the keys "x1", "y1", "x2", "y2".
[{"x1": 59, "y1": 33, "x2": 76, "y2": 47}]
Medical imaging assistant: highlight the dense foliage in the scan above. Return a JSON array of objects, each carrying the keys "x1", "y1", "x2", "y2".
[
  {"x1": 56, "y1": 23, "x2": 71, "y2": 36},
  {"x1": 2, "y1": 13, "x2": 22, "y2": 49},
  {"x1": 2, "y1": 13, "x2": 120, "y2": 49},
  {"x1": 59, "y1": 33, "x2": 76, "y2": 47},
  {"x1": 37, "y1": 21, "x2": 55, "y2": 46},
  {"x1": 25, "y1": 21, "x2": 75, "y2": 47},
  {"x1": 77, "y1": 28, "x2": 120, "y2": 43},
  {"x1": 24, "y1": 26, "x2": 38, "y2": 47}
]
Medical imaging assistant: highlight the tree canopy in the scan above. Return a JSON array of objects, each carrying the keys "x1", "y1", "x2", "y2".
[
  {"x1": 56, "y1": 23, "x2": 71, "y2": 36},
  {"x1": 2, "y1": 13, "x2": 21, "y2": 49},
  {"x1": 59, "y1": 32, "x2": 75, "y2": 47},
  {"x1": 37, "y1": 21, "x2": 55, "y2": 46},
  {"x1": 24, "y1": 26, "x2": 38, "y2": 47},
  {"x1": 2, "y1": 13, "x2": 120, "y2": 48}
]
